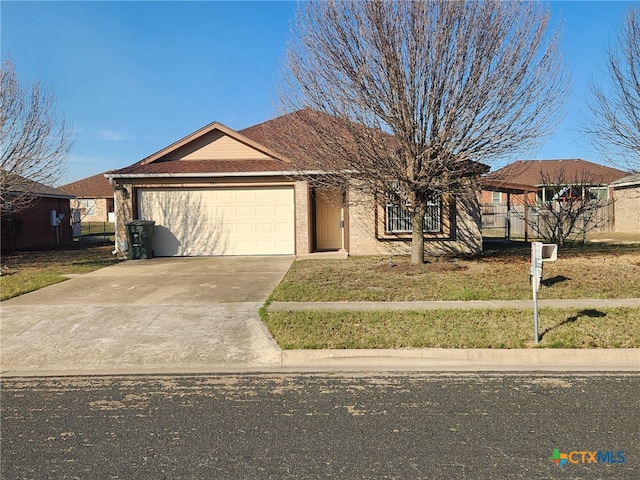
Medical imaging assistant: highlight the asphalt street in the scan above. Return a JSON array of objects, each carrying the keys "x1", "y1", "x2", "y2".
[{"x1": 1, "y1": 372, "x2": 638, "y2": 479}]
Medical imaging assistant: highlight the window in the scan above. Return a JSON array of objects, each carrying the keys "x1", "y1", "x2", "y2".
[
  {"x1": 78, "y1": 199, "x2": 96, "y2": 216},
  {"x1": 589, "y1": 187, "x2": 608, "y2": 201},
  {"x1": 538, "y1": 187, "x2": 558, "y2": 203},
  {"x1": 492, "y1": 191, "x2": 502, "y2": 203},
  {"x1": 538, "y1": 185, "x2": 606, "y2": 203},
  {"x1": 386, "y1": 197, "x2": 441, "y2": 233}
]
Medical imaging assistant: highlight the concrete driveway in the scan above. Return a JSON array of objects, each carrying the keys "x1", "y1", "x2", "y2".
[{"x1": 1, "y1": 256, "x2": 294, "y2": 376}]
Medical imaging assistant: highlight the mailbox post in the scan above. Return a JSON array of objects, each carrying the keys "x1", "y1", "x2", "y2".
[{"x1": 531, "y1": 242, "x2": 558, "y2": 344}]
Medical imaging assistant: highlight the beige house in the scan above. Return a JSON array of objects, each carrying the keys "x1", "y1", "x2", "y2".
[
  {"x1": 61, "y1": 172, "x2": 115, "y2": 223},
  {"x1": 610, "y1": 173, "x2": 640, "y2": 233},
  {"x1": 106, "y1": 111, "x2": 483, "y2": 257}
]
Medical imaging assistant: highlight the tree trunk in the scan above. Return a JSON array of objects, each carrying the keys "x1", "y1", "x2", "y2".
[{"x1": 411, "y1": 203, "x2": 426, "y2": 265}]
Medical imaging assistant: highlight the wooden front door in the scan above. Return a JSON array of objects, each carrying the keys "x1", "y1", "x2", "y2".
[{"x1": 315, "y1": 188, "x2": 343, "y2": 250}]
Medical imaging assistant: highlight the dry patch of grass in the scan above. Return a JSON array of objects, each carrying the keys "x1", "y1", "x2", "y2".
[
  {"x1": 264, "y1": 307, "x2": 640, "y2": 349},
  {"x1": 1, "y1": 245, "x2": 119, "y2": 300},
  {"x1": 272, "y1": 246, "x2": 640, "y2": 301}
]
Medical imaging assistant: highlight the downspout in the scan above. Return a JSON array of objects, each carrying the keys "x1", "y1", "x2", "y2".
[
  {"x1": 56, "y1": 199, "x2": 60, "y2": 245},
  {"x1": 107, "y1": 175, "x2": 119, "y2": 255}
]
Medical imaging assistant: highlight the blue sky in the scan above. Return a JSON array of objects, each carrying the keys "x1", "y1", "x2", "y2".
[{"x1": 1, "y1": 1, "x2": 637, "y2": 183}]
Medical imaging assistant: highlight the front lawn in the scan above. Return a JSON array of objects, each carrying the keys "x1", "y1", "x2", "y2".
[
  {"x1": 271, "y1": 244, "x2": 640, "y2": 301},
  {"x1": 264, "y1": 242, "x2": 640, "y2": 349},
  {"x1": 264, "y1": 307, "x2": 640, "y2": 349},
  {"x1": 0, "y1": 245, "x2": 120, "y2": 300}
]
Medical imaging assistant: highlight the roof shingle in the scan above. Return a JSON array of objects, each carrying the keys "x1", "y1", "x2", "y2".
[
  {"x1": 60, "y1": 172, "x2": 114, "y2": 197},
  {"x1": 2, "y1": 171, "x2": 74, "y2": 198},
  {"x1": 485, "y1": 159, "x2": 628, "y2": 189}
]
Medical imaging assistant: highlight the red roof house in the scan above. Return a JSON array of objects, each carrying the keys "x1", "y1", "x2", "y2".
[{"x1": 1, "y1": 173, "x2": 74, "y2": 250}]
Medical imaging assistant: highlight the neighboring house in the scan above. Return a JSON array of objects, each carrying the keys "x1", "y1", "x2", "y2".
[
  {"x1": 1, "y1": 173, "x2": 74, "y2": 250},
  {"x1": 609, "y1": 173, "x2": 640, "y2": 233},
  {"x1": 480, "y1": 159, "x2": 628, "y2": 240},
  {"x1": 60, "y1": 172, "x2": 115, "y2": 223},
  {"x1": 482, "y1": 159, "x2": 628, "y2": 204},
  {"x1": 106, "y1": 110, "x2": 484, "y2": 257}
]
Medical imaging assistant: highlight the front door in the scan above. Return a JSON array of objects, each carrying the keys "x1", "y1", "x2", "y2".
[{"x1": 315, "y1": 188, "x2": 343, "y2": 250}]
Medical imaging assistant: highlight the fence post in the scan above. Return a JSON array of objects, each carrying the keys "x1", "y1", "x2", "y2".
[
  {"x1": 506, "y1": 192, "x2": 511, "y2": 242},
  {"x1": 524, "y1": 203, "x2": 529, "y2": 242}
]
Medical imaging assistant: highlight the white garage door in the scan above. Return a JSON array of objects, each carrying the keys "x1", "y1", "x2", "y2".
[{"x1": 137, "y1": 187, "x2": 295, "y2": 256}]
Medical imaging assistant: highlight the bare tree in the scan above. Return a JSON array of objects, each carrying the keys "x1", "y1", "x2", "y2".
[
  {"x1": 277, "y1": 0, "x2": 569, "y2": 263},
  {"x1": 586, "y1": 7, "x2": 640, "y2": 172},
  {"x1": 515, "y1": 169, "x2": 614, "y2": 246},
  {"x1": 1, "y1": 56, "x2": 73, "y2": 215}
]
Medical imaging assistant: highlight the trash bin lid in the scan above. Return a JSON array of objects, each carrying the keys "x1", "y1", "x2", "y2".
[{"x1": 126, "y1": 220, "x2": 155, "y2": 226}]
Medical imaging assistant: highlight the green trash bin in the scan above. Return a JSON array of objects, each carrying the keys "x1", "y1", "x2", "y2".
[{"x1": 126, "y1": 220, "x2": 155, "y2": 259}]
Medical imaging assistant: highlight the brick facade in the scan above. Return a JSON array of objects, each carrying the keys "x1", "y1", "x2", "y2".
[
  {"x1": 1, "y1": 197, "x2": 73, "y2": 250},
  {"x1": 294, "y1": 181, "x2": 311, "y2": 254},
  {"x1": 114, "y1": 184, "x2": 134, "y2": 253},
  {"x1": 347, "y1": 188, "x2": 483, "y2": 256}
]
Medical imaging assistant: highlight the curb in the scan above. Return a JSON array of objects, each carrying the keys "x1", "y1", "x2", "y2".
[
  {"x1": 2, "y1": 349, "x2": 637, "y2": 377},
  {"x1": 280, "y1": 348, "x2": 640, "y2": 371}
]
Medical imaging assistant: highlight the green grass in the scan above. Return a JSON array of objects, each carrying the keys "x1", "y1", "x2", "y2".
[
  {"x1": 263, "y1": 307, "x2": 640, "y2": 349},
  {"x1": 271, "y1": 246, "x2": 640, "y2": 302},
  {"x1": 267, "y1": 244, "x2": 640, "y2": 349},
  {"x1": 1, "y1": 245, "x2": 120, "y2": 300},
  {"x1": 0, "y1": 272, "x2": 68, "y2": 300}
]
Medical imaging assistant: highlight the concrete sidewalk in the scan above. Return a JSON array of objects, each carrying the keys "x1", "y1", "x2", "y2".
[{"x1": 268, "y1": 298, "x2": 640, "y2": 311}]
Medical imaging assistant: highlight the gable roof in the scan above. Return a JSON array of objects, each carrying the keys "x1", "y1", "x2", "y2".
[
  {"x1": 108, "y1": 109, "x2": 393, "y2": 178},
  {"x1": 137, "y1": 121, "x2": 286, "y2": 165},
  {"x1": 110, "y1": 109, "x2": 489, "y2": 178},
  {"x1": 60, "y1": 172, "x2": 114, "y2": 198},
  {"x1": 108, "y1": 119, "x2": 296, "y2": 178},
  {"x1": 1, "y1": 171, "x2": 74, "y2": 199},
  {"x1": 610, "y1": 172, "x2": 640, "y2": 188},
  {"x1": 485, "y1": 159, "x2": 628, "y2": 191}
]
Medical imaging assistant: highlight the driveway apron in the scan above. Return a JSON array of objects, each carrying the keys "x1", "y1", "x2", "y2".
[{"x1": 1, "y1": 256, "x2": 294, "y2": 375}]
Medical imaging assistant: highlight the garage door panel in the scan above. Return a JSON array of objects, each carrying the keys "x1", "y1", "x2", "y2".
[
  {"x1": 236, "y1": 223, "x2": 254, "y2": 234},
  {"x1": 254, "y1": 190, "x2": 274, "y2": 201},
  {"x1": 138, "y1": 187, "x2": 294, "y2": 256},
  {"x1": 255, "y1": 223, "x2": 274, "y2": 233},
  {"x1": 236, "y1": 205, "x2": 253, "y2": 216},
  {"x1": 274, "y1": 222, "x2": 291, "y2": 233},
  {"x1": 216, "y1": 205, "x2": 234, "y2": 216},
  {"x1": 255, "y1": 205, "x2": 273, "y2": 216},
  {"x1": 256, "y1": 241, "x2": 275, "y2": 252}
]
